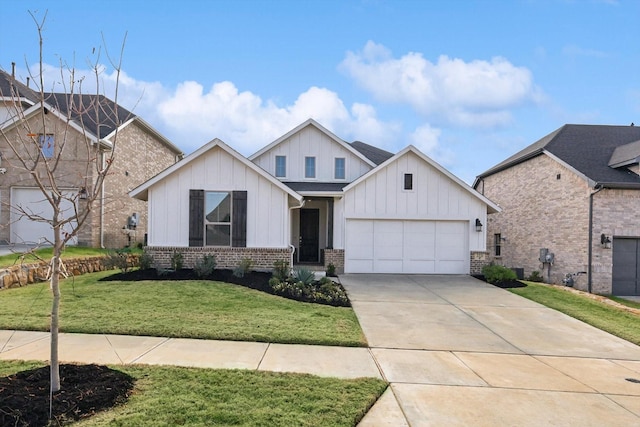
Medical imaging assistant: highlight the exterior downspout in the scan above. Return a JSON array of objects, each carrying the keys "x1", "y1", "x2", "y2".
[{"x1": 588, "y1": 184, "x2": 603, "y2": 293}]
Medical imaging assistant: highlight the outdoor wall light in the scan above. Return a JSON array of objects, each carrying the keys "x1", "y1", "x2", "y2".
[
  {"x1": 600, "y1": 233, "x2": 612, "y2": 249},
  {"x1": 78, "y1": 187, "x2": 88, "y2": 200},
  {"x1": 475, "y1": 218, "x2": 483, "y2": 232}
]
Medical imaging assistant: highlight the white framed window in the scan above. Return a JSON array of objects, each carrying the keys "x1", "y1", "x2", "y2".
[
  {"x1": 205, "y1": 191, "x2": 232, "y2": 246},
  {"x1": 39, "y1": 134, "x2": 54, "y2": 159},
  {"x1": 335, "y1": 157, "x2": 345, "y2": 180},
  {"x1": 305, "y1": 156, "x2": 316, "y2": 179},
  {"x1": 275, "y1": 155, "x2": 286, "y2": 178}
]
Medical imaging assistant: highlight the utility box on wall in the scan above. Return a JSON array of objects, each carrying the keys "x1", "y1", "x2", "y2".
[{"x1": 539, "y1": 248, "x2": 554, "y2": 264}]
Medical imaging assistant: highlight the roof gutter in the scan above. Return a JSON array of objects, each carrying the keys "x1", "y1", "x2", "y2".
[{"x1": 587, "y1": 184, "x2": 604, "y2": 293}]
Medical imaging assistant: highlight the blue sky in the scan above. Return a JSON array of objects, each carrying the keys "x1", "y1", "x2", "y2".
[{"x1": 1, "y1": 0, "x2": 638, "y2": 183}]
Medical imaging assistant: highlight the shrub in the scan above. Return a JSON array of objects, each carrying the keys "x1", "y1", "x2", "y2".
[
  {"x1": 194, "y1": 255, "x2": 216, "y2": 278},
  {"x1": 104, "y1": 248, "x2": 133, "y2": 273},
  {"x1": 233, "y1": 258, "x2": 253, "y2": 278},
  {"x1": 171, "y1": 251, "x2": 184, "y2": 271},
  {"x1": 482, "y1": 264, "x2": 517, "y2": 284},
  {"x1": 326, "y1": 263, "x2": 336, "y2": 277},
  {"x1": 139, "y1": 252, "x2": 154, "y2": 270},
  {"x1": 527, "y1": 270, "x2": 544, "y2": 282},
  {"x1": 292, "y1": 267, "x2": 315, "y2": 285},
  {"x1": 272, "y1": 260, "x2": 290, "y2": 281}
]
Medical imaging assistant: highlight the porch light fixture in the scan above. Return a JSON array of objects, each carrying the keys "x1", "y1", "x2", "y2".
[
  {"x1": 600, "y1": 233, "x2": 611, "y2": 249},
  {"x1": 78, "y1": 187, "x2": 88, "y2": 200},
  {"x1": 475, "y1": 218, "x2": 483, "y2": 232}
]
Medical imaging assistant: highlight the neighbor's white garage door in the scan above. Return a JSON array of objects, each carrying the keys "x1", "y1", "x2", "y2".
[
  {"x1": 345, "y1": 220, "x2": 468, "y2": 274},
  {"x1": 11, "y1": 188, "x2": 78, "y2": 245}
]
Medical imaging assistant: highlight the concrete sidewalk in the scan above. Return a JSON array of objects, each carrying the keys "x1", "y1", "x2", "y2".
[
  {"x1": 0, "y1": 330, "x2": 382, "y2": 380},
  {"x1": 342, "y1": 274, "x2": 640, "y2": 427}
]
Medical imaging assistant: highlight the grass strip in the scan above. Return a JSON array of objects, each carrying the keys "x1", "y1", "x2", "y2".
[
  {"x1": 0, "y1": 360, "x2": 387, "y2": 427},
  {"x1": 510, "y1": 282, "x2": 640, "y2": 346},
  {"x1": 0, "y1": 270, "x2": 366, "y2": 347}
]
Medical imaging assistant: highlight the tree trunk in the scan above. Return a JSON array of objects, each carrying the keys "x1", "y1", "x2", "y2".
[{"x1": 50, "y1": 227, "x2": 62, "y2": 392}]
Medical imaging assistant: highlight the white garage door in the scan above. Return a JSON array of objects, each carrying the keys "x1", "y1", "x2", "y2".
[
  {"x1": 345, "y1": 220, "x2": 468, "y2": 274},
  {"x1": 11, "y1": 188, "x2": 78, "y2": 245}
]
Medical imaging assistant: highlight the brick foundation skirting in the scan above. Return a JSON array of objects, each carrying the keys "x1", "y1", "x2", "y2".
[{"x1": 145, "y1": 246, "x2": 292, "y2": 270}]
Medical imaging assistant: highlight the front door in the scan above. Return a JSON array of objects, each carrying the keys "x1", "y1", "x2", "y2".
[{"x1": 299, "y1": 209, "x2": 319, "y2": 263}]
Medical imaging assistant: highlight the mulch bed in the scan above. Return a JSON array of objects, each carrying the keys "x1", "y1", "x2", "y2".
[
  {"x1": 0, "y1": 364, "x2": 134, "y2": 426},
  {"x1": 472, "y1": 274, "x2": 527, "y2": 289}
]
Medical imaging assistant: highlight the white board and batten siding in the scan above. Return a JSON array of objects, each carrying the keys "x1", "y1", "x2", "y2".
[
  {"x1": 251, "y1": 125, "x2": 372, "y2": 182},
  {"x1": 147, "y1": 146, "x2": 290, "y2": 247},
  {"x1": 341, "y1": 150, "x2": 487, "y2": 274}
]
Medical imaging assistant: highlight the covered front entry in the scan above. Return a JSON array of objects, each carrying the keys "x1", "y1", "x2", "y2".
[
  {"x1": 612, "y1": 237, "x2": 640, "y2": 295},
  {"x1": 344, "y1": 220, "x2": 468, "y2": 274},
  {"x1": 292, "y1": 198, "x2": 334, "y2": 265}
]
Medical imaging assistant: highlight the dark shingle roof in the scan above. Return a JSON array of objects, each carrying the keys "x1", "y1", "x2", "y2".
[
  {"x1": 350, "y1": 141, "x2": 394, "y2": 165},
  {"x1": 0, "y1": 69, "x2": 39, "y2": 103},
  {"x1": 477, "y1": 124, "x2": 640, "y2": 188},
  {"x1": 283, "y1": 182, "x2": 348, "y2": 192},
  {"x1": 0, "y1": 69, "x2": 134, "y2": 139}
]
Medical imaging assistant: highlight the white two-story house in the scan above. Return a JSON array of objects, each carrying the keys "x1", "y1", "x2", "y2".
[{"x1": 131, "y1": 119, "x2": 498, "y2": 274}]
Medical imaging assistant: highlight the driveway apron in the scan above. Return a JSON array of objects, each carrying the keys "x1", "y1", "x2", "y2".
[{"x1": 341, "y1": 274, "x2": 640, "y2": 426}]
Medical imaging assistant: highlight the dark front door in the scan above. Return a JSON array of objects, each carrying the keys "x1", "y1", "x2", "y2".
[
  {"x1": 612, "y1": 238, "x2": 640, "y2": 296},
  {"x1": 299, "y1": 209, "x2": 319, "y2": 263}
]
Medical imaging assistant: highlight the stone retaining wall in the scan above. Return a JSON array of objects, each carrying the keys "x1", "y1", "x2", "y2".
[{"x1": 0, "y1": 255, "x2": 139, "y2": 290}]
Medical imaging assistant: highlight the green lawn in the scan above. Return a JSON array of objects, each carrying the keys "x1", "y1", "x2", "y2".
[
  {"x1": 0, "y1": 270, "x2": 366, "y2": 346},
  {"x1": 0, "y1": 247, "x2": 114, "y2": 268},
  {"x1": 510, "y1": 282, "x2": 640, "y2": 346},
  {"x1": 0, "y1": 360, "x2": 387, "y2": 427}
]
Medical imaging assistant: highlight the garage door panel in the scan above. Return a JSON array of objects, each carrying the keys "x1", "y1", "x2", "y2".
[
  {"x1": 11, "y1": 188, "x2": 78, "y2": 245},
  {"x1": 345, "y1": 219, "x2": 468, "y2": 274}
]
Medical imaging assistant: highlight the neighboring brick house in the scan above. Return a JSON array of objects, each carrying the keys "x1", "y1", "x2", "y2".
[
  {"x1": 0, "y1": 68, "x2": 183, "y2": 248},
  {"x1": 474, "y1": 124, "x2": 640, "y2": 296}
]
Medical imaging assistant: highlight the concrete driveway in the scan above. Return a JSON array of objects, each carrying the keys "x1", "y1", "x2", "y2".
[{"x1": 341, "y1": 274, "x2": 640, "y2": 426}]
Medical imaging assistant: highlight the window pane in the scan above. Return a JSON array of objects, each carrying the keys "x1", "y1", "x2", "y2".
[
  {"x1": 39, "y1": 134, "x2": 54, "y2": 158},
  {"x1": 275, "y1": 156, "x2": 286, "y2": 177},
  {"x1": 206, "y1": 224, "x2": 231, "y2": 246},
  {"x1": 305, "y1": 157, "x2": 316, "y2": 178},
  {"x1": 205, "y1": 192, "x2": 231, "y2": 222},
  {"x1": 335, "y1": 158, "x2": 345, "y2": 179},
  {"x1": 404, "y1": 173, "x2": 413, "y2": 190}
]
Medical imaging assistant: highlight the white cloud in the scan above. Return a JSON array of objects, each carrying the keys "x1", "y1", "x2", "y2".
[
  {"x1": 562, "y1": 44, "x2": 609, "y2": 59},
  {"x1": 15, "y1": 63, "x2": 400, "y2": 155},
  {"x1": 340, "y1": 41, "x2": 541, "y2": 128},
  {"x1": 408, "y1": 124, "x2": 454, "y2": 166}
]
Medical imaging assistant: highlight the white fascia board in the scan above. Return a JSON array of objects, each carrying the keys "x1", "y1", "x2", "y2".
[{"x1": 248, "y1": 118, "x2": 377, "y2": 168}]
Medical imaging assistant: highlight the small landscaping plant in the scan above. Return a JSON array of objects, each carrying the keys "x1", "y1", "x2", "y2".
[
  {"x1": 326, "y1": 263, "x2": 336, "y2": 277},
  {"x1": 194, "y1": 254, "x2": 217, "y2": 278},
  {"x1": 272, "y1": 260, "x2": 290, "y2": 281},
  {"x1": 170, "y1": 250, "x2": 184, "y2": 271},
  {"x1": 292, "y1": 267, "x2": 316, "y2": 285},
  {"x1": 233, "y1": 258, "x2": 253, "y2": 278},
  {"x1": 267, "y1": 265, "x2": 349, "y2": 307},
  {"x1": 482, "y1": 264, "x2": 517, "y2": 284},
  {"x1": 527, "y1": 270, "x2": 544, "y2": 282},
  {"x1": 139, "y1": 252, "x2": 154, "y2": 270},
  {"x1": 104, "y1": 248, "x2": 134, "y2": 273}
]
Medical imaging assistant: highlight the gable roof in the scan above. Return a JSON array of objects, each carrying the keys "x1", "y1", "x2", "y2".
[
  {"x1": 248, "y1": 118, "x2": 377, "y2": 168},
  {"x1": 608, "y1": 139, "x2": 640, "y2": 168},
  {"x1": 350, "y1": 141, "x2": 394, "y2": 165},
  {"x1": 345, "y1": 145, "x2": 501, "y2": 213},
  {"x1": 476, "y1": 124, "x2": 640, "y2": 189},
  {"x1": 129, "y1": 138, "x2": 303, "y2": 202}
]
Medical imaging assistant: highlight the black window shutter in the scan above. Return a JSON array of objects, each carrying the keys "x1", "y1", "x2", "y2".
[
  {"x1": 189, "y1": 189, "x2": 204, "y2": 247},
  {"x1": 232, "y1": 191, "x2": 247, "y2": 247}
]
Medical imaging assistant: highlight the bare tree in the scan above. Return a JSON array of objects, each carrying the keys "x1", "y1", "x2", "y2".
[{"x1": 0, "y1": 11, "x2": 127, "y2": 398}]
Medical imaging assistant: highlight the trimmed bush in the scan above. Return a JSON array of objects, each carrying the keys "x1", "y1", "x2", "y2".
[
  {"x1": 527, "y1": 270, "x2": 544, "y2": 282},
  {"x1": 482, "y1": 264, "x2": 517, "y2": 284},
  {"x1": 233, "y1": 258, "x2": 253, "y2": 278},
  {"x1": 194, "y1": 255, "x2": 217, "y2": 278}
]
